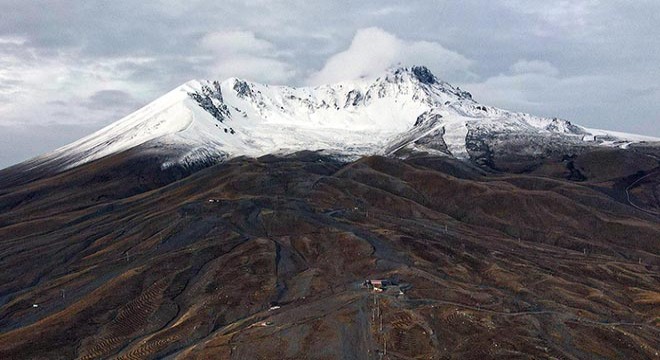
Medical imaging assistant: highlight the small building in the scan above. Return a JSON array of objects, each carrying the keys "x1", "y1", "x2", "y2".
[
  {"x1": 363, "y1": 279, "x2": 393, "y2": 291},
  {"x1": 363, "y1": 278, "x2": 410, "y2": 295}
]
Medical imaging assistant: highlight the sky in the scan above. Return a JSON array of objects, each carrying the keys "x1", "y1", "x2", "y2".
[{"x1": 0, "y1": 0, "x2": 659, "y2": 169}]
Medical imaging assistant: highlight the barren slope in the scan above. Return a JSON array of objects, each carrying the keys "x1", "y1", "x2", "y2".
[{"x1": 0, "y1": 149, "x2": 658, "y2": 359}]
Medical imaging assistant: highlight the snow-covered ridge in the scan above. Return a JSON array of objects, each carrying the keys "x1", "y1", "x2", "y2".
[{"x1": 32, "y1": 66, "x2": 660, "y2": 170}]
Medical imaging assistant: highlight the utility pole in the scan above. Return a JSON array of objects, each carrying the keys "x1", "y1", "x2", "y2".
[
  {"x1": 380, "y1": 311, "x2": 383, "y2": 332},
  {"x1": 377, "y1": 296, "x2": 380, "y2": 321},
  {"x1": 373, "y1": 293, "x2": 376, "y2": 323}
]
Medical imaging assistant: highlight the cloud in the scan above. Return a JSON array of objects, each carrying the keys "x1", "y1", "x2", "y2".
[
  {"x1": 510, "y1": 60, "x2": 559, "y2": 77},
  {"x1": 307, "y1": 27, "x2": 473, "y2": 85},
  {"x1": 82, "y1": 90, "x2": 141, "y2": 111},
  {"x1": 461, "y1": 62, "x2": 584, "y2": 108},
  {"x1": 460, "y1": 59, "x2": 660, "y2": 135},
  {"x1": 0, "y1": 35, "x2": 26, "y2": 45},
  {"x1": 0, "y1": 123, "x2": 99, "y2": 169},
  {"x1": 0, "y1": 37, "x2": 162, "y2": 129},
  {"x1": 0, "y1": 40, "x2": 73, "y2": 123},
  {"x1": 502, "y1": 0, "x2": 602, "y2": 36},
  {"x1": 368, "y1": 5, "x2": 413, "y2": 17},
  {"x1": 200, "y1": 30, "x2": 295, "y2": 83},
  {"x1": 201, "y1": 31, "x2": 274, "y2": 54}
]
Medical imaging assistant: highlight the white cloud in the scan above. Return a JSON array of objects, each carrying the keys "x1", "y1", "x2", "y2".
[
  {"x1": 458, "y1": 58, "x2": 660, "y2": 135},
  {"x1": 461, "y1": 59, "x2": 596, "y2": 109},
  {"x1": 0, "y1": 36, "x2": 27, "y2": 45},
  {"x1": 201, "y1": 30, "x2": 274, "y2": 55},
  {"x1": 502, "y1": 0, "x2": 602, "y2": 36},
  {"x1": 200, "y1": 30, "x2": 295, "y2": 83},
  {"x1": 307, "y1": 27, "x2": 473, "y2": 85},
  {"x1": 368, "y1": 5, "x2": 412, "y2": 17},
  {"x1": 510, "y1": 60, "x2": 559, "y2": 77},
  {"x1": 0, "y1": 39, "x2": 158, "y2": 127}
]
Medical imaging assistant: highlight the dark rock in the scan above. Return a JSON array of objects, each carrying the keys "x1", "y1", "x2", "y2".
[
  {"x1": 345, "y1": 90, "x2": 363, "y2": 107},
  {"x1": 411, "y1": 66, "x2": 437, "y2": 84},
  {"x1": 188, "y1": 83, "x2": 231, "y2": 123},
  {"x1": 233, "y1": 80, "x2": 252, "y2": 98}
]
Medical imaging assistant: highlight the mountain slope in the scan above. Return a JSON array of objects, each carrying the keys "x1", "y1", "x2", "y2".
[
  {"x1": 15, "y1": 66, "x2": 659, "y2": 174},
  {"x1": 0, "y1": 65, "x2": 659, "y2": 359},
  {"x1": 0, "y1": 152, "x2": 658, "y2": 359}
]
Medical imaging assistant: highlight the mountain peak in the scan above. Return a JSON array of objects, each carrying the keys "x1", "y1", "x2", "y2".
[
  {"x1": 410, "y1": 65, "x2": 437, "y2": 84},
  {"x1": 382, "y1": 65, "x2": 437, "y2": 85},
  {"x1": 378, "y1": 65, "x2": 473, "y2": 102},
  {"x1": 22, "y1": 65, "x2": 659, "y2": 172}
]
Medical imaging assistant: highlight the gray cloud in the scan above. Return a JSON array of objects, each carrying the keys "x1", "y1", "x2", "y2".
[
  {"x1": 199, "y1": 30, "x2": 297, "y2": 83},
  {"x1": 0, "y1": 0, "x2": 658, "y2": 169},
  {"x1": 0, "y1": 123, "x2": 100, "y2": 169},
  {"x1": 82, "y1": 90, "x2": 140, "y2": 111}
]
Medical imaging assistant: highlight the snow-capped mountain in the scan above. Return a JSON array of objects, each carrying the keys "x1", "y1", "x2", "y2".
[{"x1": 26, "y1": 66, "x2": 660, "y2": 171}]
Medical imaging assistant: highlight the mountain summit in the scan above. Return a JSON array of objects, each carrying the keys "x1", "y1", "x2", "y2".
[
  {"x1": 1, "y1": 67, "x2": 659, "y2": 359},
  {"x1": 20, "y1": 66, "x2": 660, "y2": 172}
]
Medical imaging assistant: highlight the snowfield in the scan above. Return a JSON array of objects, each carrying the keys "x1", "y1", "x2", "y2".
[{"x1": 31, "y1": 66, "x2": 660, "y2": 170}]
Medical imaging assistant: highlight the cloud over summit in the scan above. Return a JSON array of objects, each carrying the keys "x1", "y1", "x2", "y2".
[{"x1": 307, "y1": 27, "x2": 473, "y2": 85}]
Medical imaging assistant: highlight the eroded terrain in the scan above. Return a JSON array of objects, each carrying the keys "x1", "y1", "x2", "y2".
[{"x1": 0, "y1": 150, "x2": 658, "y2": 359}]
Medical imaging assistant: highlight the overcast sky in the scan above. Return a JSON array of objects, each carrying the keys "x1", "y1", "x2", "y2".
[{"x1": 1, "y1": 0, "x2": 659, "y2": 169}]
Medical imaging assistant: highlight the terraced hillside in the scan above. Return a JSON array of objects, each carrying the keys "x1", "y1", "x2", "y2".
[{"x1": 0, "y1": 149, "x2": 658, "y2": 359}]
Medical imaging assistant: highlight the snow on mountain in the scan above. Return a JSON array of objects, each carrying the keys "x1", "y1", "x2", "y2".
[{"x1": 30, "y1": 66, "x2": 660, "y2": 170}]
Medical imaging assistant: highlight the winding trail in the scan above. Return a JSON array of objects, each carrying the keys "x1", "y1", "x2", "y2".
[
  {"x1": 404, "y1": 298, "x2": 658, "y2": 331},
  {"x1": 625, "y1": 170, "x2": 660, "y2": 216}
]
